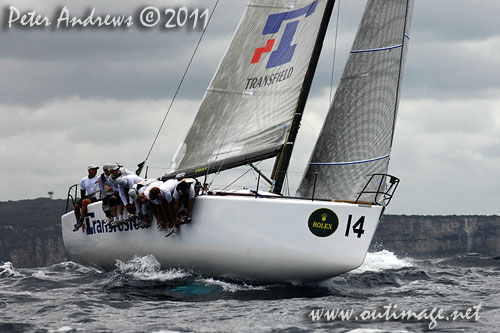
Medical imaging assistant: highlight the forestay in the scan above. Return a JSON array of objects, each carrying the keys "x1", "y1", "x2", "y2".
[
  {"x1": 168, "y1": 0, "x2": 330, "y2": 179},
  {"x1": 298, "y1": 0, "x2": 414, "y2": 202}
]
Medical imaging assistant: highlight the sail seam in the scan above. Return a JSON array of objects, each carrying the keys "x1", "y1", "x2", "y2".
[{"x1": 310, "y1": 154, "x2": 390, "y2": 166}]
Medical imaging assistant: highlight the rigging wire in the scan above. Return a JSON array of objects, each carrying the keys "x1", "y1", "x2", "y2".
[
  {"x1": 142, "y1": 0, "x2": 222, "y2": 166},
  {"x1": 220, "y1": 162, "x2": 261, "y2": 192},
  {"x1": 329, "y1": 0, "x2": 341, "y2": 104}
]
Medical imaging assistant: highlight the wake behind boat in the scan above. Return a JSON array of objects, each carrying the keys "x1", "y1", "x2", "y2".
[{"x1": 62, "y1": 0, "x2": 414, "y2": 282}]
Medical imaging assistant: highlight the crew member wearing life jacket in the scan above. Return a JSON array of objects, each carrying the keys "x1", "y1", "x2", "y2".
[{"x1": 73, "y1": 164, "x2": 100, "y2": 232}]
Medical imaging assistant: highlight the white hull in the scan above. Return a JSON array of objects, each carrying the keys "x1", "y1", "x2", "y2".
[{"x1": 62, "y1": 194, "x2": 383, "y2": 282}]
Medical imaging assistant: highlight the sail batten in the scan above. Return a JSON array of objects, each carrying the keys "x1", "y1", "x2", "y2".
[
  {"x1": 167, "y1": 0, "x2": 334, "y2": 180},
  {"x1": 297, "y1": 0, "x2": 414, "y2": 201}
]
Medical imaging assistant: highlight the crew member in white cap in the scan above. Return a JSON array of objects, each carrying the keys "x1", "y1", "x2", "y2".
[
  {"x1": 73, "y1": 164, "x2": 100, "y2": 231},
  {"x1": 99, "y1": 163, "x2": 114, "y2": 223}
]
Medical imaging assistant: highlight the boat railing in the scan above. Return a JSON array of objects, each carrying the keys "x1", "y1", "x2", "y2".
[
  {"x1": 355, "y1": 174, "x2": 400, "y2": 207},
  {"x1": 65, "y1": 184, "x2": 79, "y2": 213},
  {"x1": 208, "y1": 171, "x2": 399, "y2": 206}
]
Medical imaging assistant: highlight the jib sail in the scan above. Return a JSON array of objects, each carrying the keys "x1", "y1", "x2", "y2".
[{"x1": 297, "y1": 0, "x2": 414, "y2": 201}]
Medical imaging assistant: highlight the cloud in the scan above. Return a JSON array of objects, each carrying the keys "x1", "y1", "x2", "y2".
[
  {"x1": 1, "y1": 0, "x2": 499, "y2": 216},
  {"x1": 0, "y1": 96, "x2": 198, "y2": 200}
]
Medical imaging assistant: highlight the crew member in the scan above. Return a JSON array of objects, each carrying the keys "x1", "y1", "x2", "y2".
[
  {"x1": 130, "y1": 178, "x2": 156, "y2": 228},
  {"x1": 116, "y1": 174, "x2": 143, "y2": 221},
  {"x1": 99, "y1": 163, "x2": 114, "y2": 224},
  {"x1": 143, "y1": 180, "x2": 166, "y2": 230},
  {"x1": 148, "y1": 179, "x2": 179, "y2": 237},
  {"x1": 106, "y1": 163, "x2": 134, "y2": 227},
  {"x1": 73, "y1": 164, "x2": 100, "y2": 231},
  {"x1": 173, "y1": 178, "x2": 198, "y2": 226}
]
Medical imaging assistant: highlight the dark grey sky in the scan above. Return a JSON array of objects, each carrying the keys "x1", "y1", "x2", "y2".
[{"x1": 1, "y1": 0, "x2": 499, "y2": 214}]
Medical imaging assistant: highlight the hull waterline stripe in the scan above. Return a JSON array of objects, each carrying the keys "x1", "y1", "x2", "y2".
[{"x1": 310, "y1": 154, "x2": 390, "y2": 166}]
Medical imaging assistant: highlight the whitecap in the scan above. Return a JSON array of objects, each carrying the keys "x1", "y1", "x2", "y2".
[
  {"x1": 350, "y1": 250, "x2": 413, "y2": 274},
  {"x1": 51, "y1": 261, "x2": 102, "y2": 274},
  {"x1": 201, "y1": 278, "x2": 267, "y2": 292},
  {"x1": 49, "y1": 326, "x2": 75, "y2": 333},
  {"x1": 0, "y1": 262, "x2": 20, "y2": 277},
  {"x1": 114, "y1": 255, "x2": 190, "y2": 281},
  {"x1": 32, "y1": 270, "x2": 47, "y2": 279}
]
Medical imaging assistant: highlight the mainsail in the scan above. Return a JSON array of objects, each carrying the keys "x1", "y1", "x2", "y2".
[
  {"x1": 297, "y1": 0, "x2": 414, "y2": 201},
  {"x1": 167, "y1": 0, "x2": 334, "y2": 179}
]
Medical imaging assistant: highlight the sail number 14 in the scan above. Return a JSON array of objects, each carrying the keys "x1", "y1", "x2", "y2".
[{"x1": 345, "y1": 215, "x2": 365, "y2": 238}]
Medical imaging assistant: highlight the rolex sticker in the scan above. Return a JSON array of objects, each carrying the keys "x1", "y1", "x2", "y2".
[{"x1": 308, "y1": 208, "x2": 339, "y2": 237}]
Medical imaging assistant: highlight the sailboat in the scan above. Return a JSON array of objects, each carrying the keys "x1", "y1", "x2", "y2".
[{"x1": 61, "y1": 0, "x2": 414, "y2": 282}]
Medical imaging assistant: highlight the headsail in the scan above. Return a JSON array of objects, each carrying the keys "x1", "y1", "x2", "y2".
[
  {"x1": 297, "y1": 0, "x2": 414, "y2": 201},
  {"x1": 166, "y1": 0, "x2": 334, "y2": 179}
]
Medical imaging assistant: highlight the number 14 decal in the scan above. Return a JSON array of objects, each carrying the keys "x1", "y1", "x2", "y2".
[{"x1": 345, "y1": 215, "x2": 365, "y2": 238}]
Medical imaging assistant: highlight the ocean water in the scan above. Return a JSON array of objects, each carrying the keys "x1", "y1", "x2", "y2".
[{"x1": 0, "y1": 251, "x2": 498, "y2": 332}]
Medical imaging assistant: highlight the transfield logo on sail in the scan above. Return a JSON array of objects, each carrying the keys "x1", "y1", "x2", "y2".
[
  {"x1": 251, "y1": 1, "x2": 317, "y2": 68},
  {"x1": 246, "y1": 1, "x2": 317, "y2": 89}
]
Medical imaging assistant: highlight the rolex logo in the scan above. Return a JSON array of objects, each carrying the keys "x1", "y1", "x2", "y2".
[{"x1": 308, "y1": 208, "x2": 339, "y2": 238}]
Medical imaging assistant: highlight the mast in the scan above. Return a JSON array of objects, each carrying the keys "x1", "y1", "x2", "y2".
[{"x1": 270, "y1": 0, "x2": 337, "y2": 194}]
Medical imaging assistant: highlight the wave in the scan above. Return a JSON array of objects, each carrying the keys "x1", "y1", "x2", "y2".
[
  {"x1": 48, "y1": 261, "x2": 103, "y2": 275},
  {"x1": 200, "y1": 277, "x2": 268, "y2": 293},
  {"x1": 0, "y1": 262, "x2": 20, "y2": 278},
  {"x1": 114, "y1": 254, "x2": 191, "y2": 282},
  {"x1": 351, "y1": 250, "x2": 413, "y2": 274}
]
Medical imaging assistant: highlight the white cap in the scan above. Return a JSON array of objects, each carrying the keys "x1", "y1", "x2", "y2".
[
  {"x1": 103, "y1": 163, "x2": 114, "y2": 170},
  {"x1": 87, "y1": 164, "x2": 99, "y2": 170},
  {"x1": 128, "y1": 188, "x2": 137, "y2": 199},
  {"x1": 116, "y1": 178, "x2": 128, "y2": 187},
  {"x1": 109, "y1": 163, "x2": 120, "y2": 171}
]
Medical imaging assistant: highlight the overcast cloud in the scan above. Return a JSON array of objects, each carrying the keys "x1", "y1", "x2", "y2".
[{"x1": 1, "y1": 0, "x2": 499, "y2": 215}]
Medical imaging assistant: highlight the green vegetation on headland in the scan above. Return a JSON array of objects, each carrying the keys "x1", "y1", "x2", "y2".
[{"x1": 0, "y1": 198, "x2": 498, "y2": 268}]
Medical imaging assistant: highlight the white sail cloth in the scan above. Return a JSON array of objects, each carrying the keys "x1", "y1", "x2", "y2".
[
  {"x1": 170, "y1": 1, "x2": 329, "y2": 176},
  {"x1": 298, "y1": 0, "x2": 414, "y2": 201}
]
